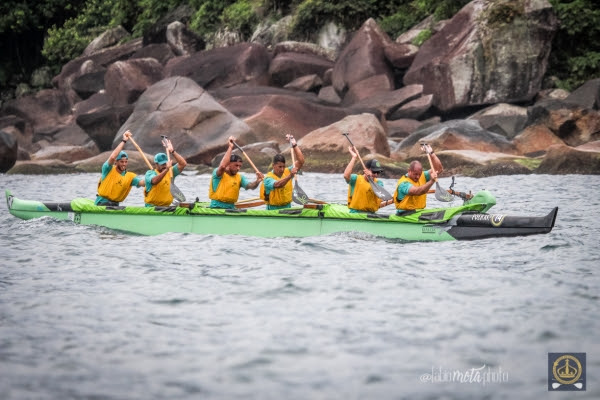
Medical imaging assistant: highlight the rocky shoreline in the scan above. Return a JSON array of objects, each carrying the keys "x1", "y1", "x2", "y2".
[{"x1": 1, "y1": 0, "x2": 599, "y2": 177}]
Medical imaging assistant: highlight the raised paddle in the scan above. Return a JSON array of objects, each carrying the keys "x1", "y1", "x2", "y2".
[
  {"x1": 161, "y1": 135, "x2": 186, "y2": 204},
  {"x1": 288, "y1": 136, "x2": 309, "y2": 205},
  {"x1": 342, "y1": 133, "x2": 393, "y2": 201},
  {"x1": 129, "y1": 136, "x2": 153, "y2": 170},
  {"x1": 232, "y1": 141, "x2": 263, "y2": 176},
  {"x1": 420, "y1": 142, "x2": 452, "y2": 202}
]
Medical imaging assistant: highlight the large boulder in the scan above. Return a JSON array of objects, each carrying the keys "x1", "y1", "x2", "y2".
[
  {"x1": 53, "y1": 39, "x2": 143, "y2": 91},
  {"x1": 512, "y1": 124, "x2": 564, "y2": 156},
  {"x1": 403, "y1": 0, "x2": 558, "y2": 112},
  {"x1": 349, "y1": 84, "x2": 423, "y2": 117},
  {"x1": 6, "y1": 159, "x2": 78, "y2": 174},
  {"x1": 213, "y1": 86, "x2": 350, "y2": 144},
  {"x1": 526, "y1": 99, "x2": 600, "y2": 146},
  {"x1": 83, "y1": 26, "x2": 130, "y2": 56},
  {"x1": 76, "y1": 104, "x2": 134, "y2": 151},
  {"x1": 131, "y1": 43, "x2": 176, "y2": 65},
  {"x1": 70, "y1": 65, "x2": 106, "y2": 100},
  {"x1": 342, "y1": 74, "x2": 394, "y2": 106},
  {"x1": 1, "y1": 89, "x2": 72, "y2": 139},
  {"x1": 166, "y1": 21, "x2": 204, "y2": 56},
  {"x1": 0, "y1": 130, "x2": 18, "y2": 172},
  {"x1": 536, "y1": 143, "x2": 600, "y2": 174},
  {"x1": 0, "y1": 115, "x2": 33, "y2": 151},
  {"x1": 388, "y1": 94, "x2": 434, "y2": 120},
  {"x1": 164, "y1": 43, "x2": 270, "y2": 90},
  {"x1": 298, "y1": 113, "x2": 390, "y2": 171},
  {"x1": 268, "y1": 52, "x2": 334, "y2": 87},
  {"x1": 399, "y1": 119, "x2": 516, "y2": 157},
  {"x1": 116, "y1": 76, "x2": 252, "y2": 165},
  {"x1": 332, "y1": 19, "x2": 396, "y2": 97},
  {"x1": 31, "y1": 143, "x2": 98, "y2": 163},
  {"x1": 35, "y1": 123, "x2": 92, "y2": 147},
  {"x1": 104, "y1": 58, "x2": 164, "y2": 105},
  {"x1": 467, "y1": 103, "x2": 528, "y2": 139},
  {"x1": 565, "y1": 78, "x2": 600, "y2": 110},
  {"x1": 418, "y1": 149, "x2": 533, "y2": 177},
  {"x1": 283, "y1": 74, "x2": 323, "y2": 93}
]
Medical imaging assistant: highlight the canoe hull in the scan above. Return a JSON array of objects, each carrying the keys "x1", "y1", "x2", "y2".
[{"x1": 5, "y1": 190, "x2": 557, "y2": 241}]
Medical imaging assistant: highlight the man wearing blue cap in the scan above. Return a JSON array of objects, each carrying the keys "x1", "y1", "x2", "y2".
[
  {"x1": 144, "y1": 137, "x2": 187, "y2": 207},
  {"x1": 95, "y1": 130, "x2": 145, "y2": 206}
]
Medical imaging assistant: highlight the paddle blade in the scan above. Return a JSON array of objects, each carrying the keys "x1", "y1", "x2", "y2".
[
  {"x1": 171, "y1": 179, "x2": 186, "y2": 203},
  {"x1": 368, "y1": 177, "x2": 393, "y2": 201},
  {"x1": 292, "y1": 182, "x2": 309, "y2": 205},
  {"x1": 434, "y1": 181, "x2": 453, "y2": 202}
]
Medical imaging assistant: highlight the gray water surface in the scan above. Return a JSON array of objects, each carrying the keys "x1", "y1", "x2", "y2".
[{"x1": 1, "y1": 173, "x2": 599, "y2": 399}]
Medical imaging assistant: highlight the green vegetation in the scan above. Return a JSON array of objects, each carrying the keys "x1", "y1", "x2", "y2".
[
  {"x1": 0, "y1": 0, "x2": 599, "y2": 94},
  {"x1": 547, "y1": 0, "x2": 600, "y2": 90},
  {"x1": 514, "y1": 158, "x2": 542, "y2": 170},
  {"x1": 412, "y1": 29, "x2": 432, "y2": 46}
]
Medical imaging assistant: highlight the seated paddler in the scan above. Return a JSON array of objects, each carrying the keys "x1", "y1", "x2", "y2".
[
  {"x1": 144, "y1": 137, "x2": 187, "y2": 207},
  {"x1": 259, "y1": 134, "x2": 305, "y2": 210},
  {"x1": 95, "y1": 130, "x2": 144, "y2": 206},
  {"x1": 343, "y1": 146, "x2": 386, "y2": 213},
  {"x1": 394, "y1": 143, "x2": 443, "y2": 212},
  {"x1": 209, "y1": 136, "x2": 264, "y2": 209}
]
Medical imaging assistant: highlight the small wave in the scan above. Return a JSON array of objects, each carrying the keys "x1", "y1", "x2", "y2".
[{"x1": 149, "y1": 298, "x2": 188, "y2": 305}]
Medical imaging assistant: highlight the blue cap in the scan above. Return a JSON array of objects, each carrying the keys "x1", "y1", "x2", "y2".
[
  {"x1": 154, "y1": 152, "x2": 168, "y2": 165},
  {"x1": 117, "y1": 151, "x2": 128, "y2": 160}
]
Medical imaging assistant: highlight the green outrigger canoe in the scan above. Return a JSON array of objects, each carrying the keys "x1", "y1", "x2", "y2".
[{"x1": 5, "y1": 189, "x2": 557, "y2": 241}]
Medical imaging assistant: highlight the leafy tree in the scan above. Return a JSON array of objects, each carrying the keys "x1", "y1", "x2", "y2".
[
  {"x1": 221, "y1": 1, "x2": 259, "y2": 40},
  {"x1": 547, "y1": 0, "x2": 600, "y2": 90},
  {"x1": 0, "y1": 0, "x2": 84, "y2": 88},
  {"x1": 42, "y1": 0, "x2": 136, "y2": 69}
]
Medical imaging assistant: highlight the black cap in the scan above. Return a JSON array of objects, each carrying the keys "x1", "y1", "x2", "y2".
[{"x1": 366, "y1": 159, "x2": 384, "y2": 172}]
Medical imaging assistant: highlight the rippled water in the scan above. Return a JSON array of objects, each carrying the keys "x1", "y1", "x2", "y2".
[{"x1": 1, "y1": 172, "x2": 599, "y2": 399}]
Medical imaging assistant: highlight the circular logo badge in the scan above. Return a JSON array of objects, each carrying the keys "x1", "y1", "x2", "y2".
[
  {"x1": 552, "y1": 354, "x2": 582, "y2": 385},
  {"x1": 490, "y1": 214, "x2": 505, "y2": 227}
]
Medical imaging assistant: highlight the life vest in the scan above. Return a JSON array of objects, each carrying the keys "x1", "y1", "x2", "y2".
[
  {"x1": 144, "y1": 168, "x2": 174, "y2": 206},
  {"x1": 97, "y1": 166, "x2": 137, "y2": 202},
  {"x1": 209, "y1": 171, "x2": 242, "y2": 204},
  {"x1": 260, "y1": 169, "x2": 292, "y2": 206},
  {"x1": 395, "y1": 173, "x2": 427, "y2": 210},
  {"x1": 347, "y1": 175, "x2": 381, "y2": 213}
]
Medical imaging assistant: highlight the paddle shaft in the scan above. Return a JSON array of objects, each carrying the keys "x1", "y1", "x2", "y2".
[
  {"x1": 343, "y1": 134, "x2": 369, "y2": 171},
  {"x1": 425, "y1": 152, "x2": 437, "y2": 182},
  {"x1": 129, "y1": 137, "x2": 153, "y2": 170},
  {"x1": 232, "y1": 141, "x2": 262, "y2": 175},
  {"x1": 161, "y1": 136, "x2": 186, "y2": 203},
  {"x1": 289, "y1": 141, "x2": 299, "y2": 183}
]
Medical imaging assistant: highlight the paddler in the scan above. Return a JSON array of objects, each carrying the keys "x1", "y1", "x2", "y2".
[
  {"x1": 394, "y1": 143, "x2": 443, "y2": 212},
  {"x1": 343, "y1": 146, "x2": 386, "y2": 213},
  {"x1": 209, "y1": 136, "x2": 264, "y2": 209},
  {"x1": 95, "y1": 130, "x2": 144, "y2": 206},
  {"x1": 144, "y1": 137, "x2": 187, "y2": 207},
  {"x1": 259, "y1": 134, "x2": 304, "y2": 210}
]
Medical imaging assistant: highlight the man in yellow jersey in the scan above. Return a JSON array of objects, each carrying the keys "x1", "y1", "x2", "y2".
[
  {"x1": 209, "y1": 136, "x2": 263, "y2": 209},
  {"x1": 394, "y1": 144, "x2": 443, "y2": 212},
  {"x1": 95, "y1": 130, "x2": 144, "y2": 206},
  {"x1": 144, "y1": 137, "x2": 187, "y2": 207},
  {"x1": 343, "y1": 146, "x2": 386, "y2": 213},
  {"x1": 260, "y1": 134, "x2": 305, "y2": 210}
]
